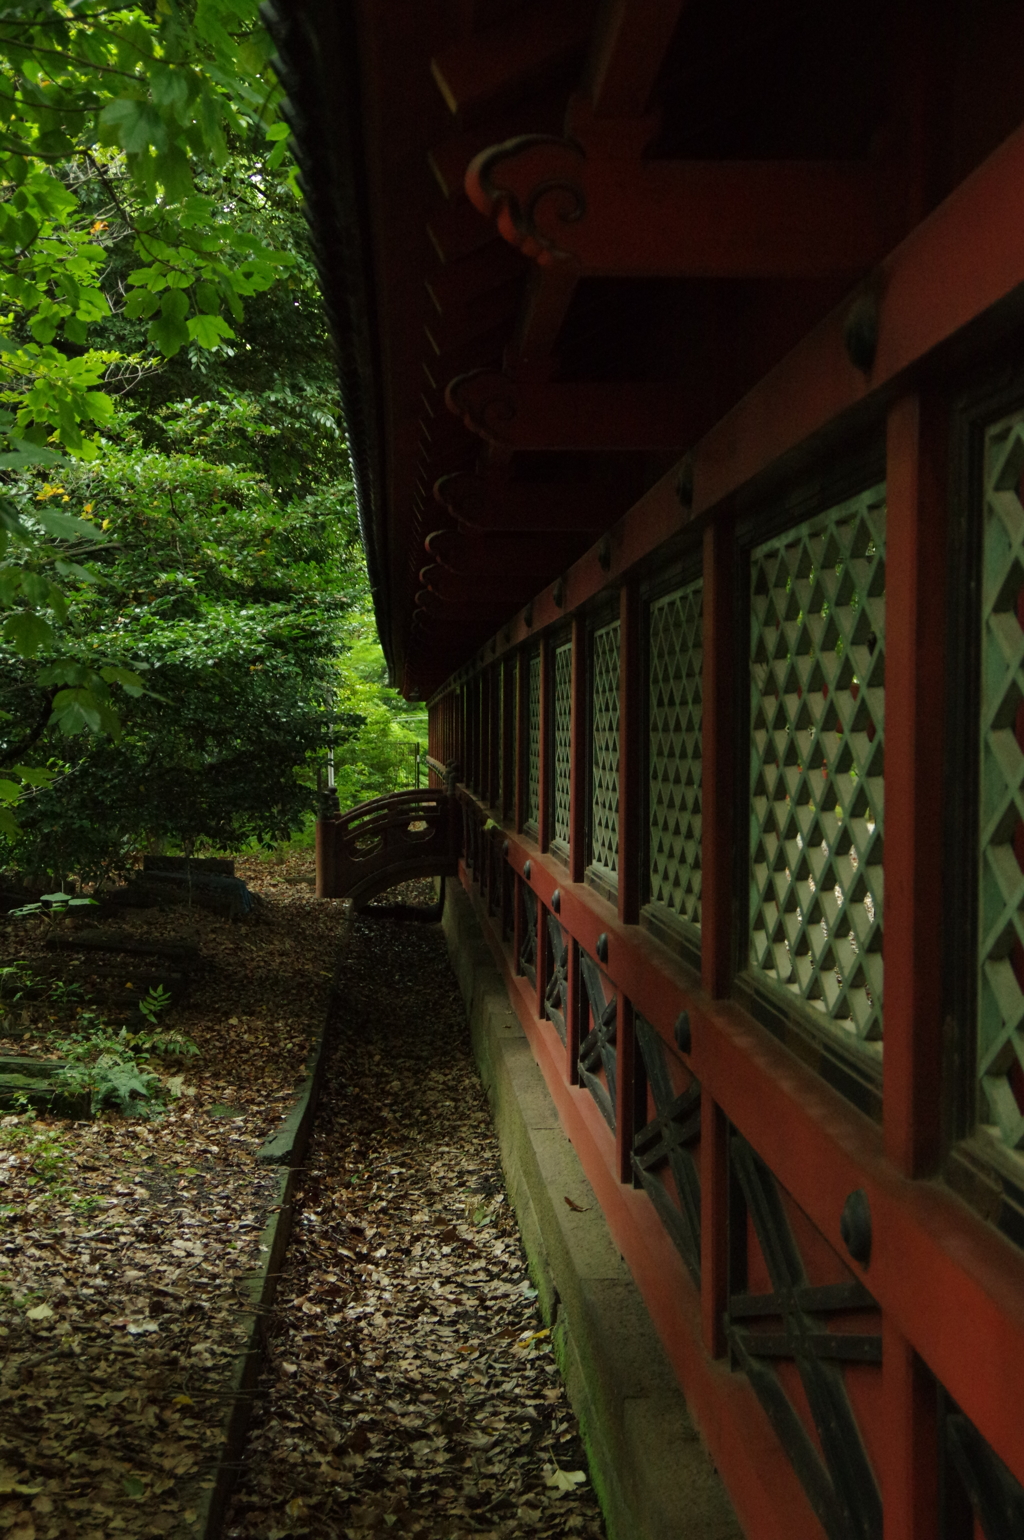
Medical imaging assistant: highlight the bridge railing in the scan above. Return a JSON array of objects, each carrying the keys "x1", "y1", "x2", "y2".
[{"x1": 314, "y1": 786, "x2": 460, "y2": 906}]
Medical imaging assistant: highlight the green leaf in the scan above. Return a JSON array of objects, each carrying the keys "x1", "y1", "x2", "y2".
[
  {"x1": 100, "y1": 99, "x2": 169, "y2": 155},
  {"x1": 3, "y1": 611, "x2": 54, "y2": 656},
  {"x1": 187, "y1": 313, "x2": 234, "y2": 348},
  {"x1": 148, "y1": 313, "x2": 189, "y2": 356},
  {"x1": 32, "y1": 507, "x2": 106, "y2": 542}
]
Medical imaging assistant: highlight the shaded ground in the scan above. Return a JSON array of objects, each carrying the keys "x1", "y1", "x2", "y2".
[
  {"x1": 226, "y1": 890, "x2": 607, "y2": 1540},
  {"x1": 0, "y1": 853, "x2": 343, "y2": 1540}
]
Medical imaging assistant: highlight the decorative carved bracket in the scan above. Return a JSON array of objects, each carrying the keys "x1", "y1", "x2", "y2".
[
  {"x1": 466, "y1": 134, "x2": 587, "y2": 267},
  {"x1": 446, "y1": 368, "x2": 711, "y2": 450},
  {"x1": 434, "y1": 472, "x2": 619, "y2": 533},
  {"x1": 445, "y1": 368, "x2": 520, "y2": 443},
  {"x1": 424, "y1": 527, "x2": 586, "y2": 577},
  {"x1": 468, "y1": 134, "x2": 892, "y2": 279}
]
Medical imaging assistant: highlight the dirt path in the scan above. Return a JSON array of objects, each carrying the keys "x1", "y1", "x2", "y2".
[{"x1": 225, "y1": 898, "x2": 607, "y2": 1540}]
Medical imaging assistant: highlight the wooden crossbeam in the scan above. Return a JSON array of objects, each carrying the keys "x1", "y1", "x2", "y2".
[
  {"x1": 430, "y1": 0, "x2": 592, "y2": 125},
  {"x1": 434, "y1": 472, "x2": 623, "y2": 532},
  {"x1": 446, "y1": 368, "x2": 708, "y2": 450},
  {"x1": 467, "y1": 135, "x2": 893, "y2": 278}
]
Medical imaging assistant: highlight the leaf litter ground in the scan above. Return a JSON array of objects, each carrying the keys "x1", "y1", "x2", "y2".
[
  {"x1": 0, "y1": 855, "x2": 343, "y2": 1539},
  {"x1": 225, "y1": 886, "x2": 606, "y2": 1540},
  {"x1": 0, "y1": 866, "x2": 607, "y2": 1539}
]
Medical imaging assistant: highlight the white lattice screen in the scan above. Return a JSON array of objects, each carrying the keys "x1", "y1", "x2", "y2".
[
  {"x1": 591, "y1": 622, "x2": 621, "y2": 874},
  {"x1": 525, "y1": 651, "x2": 541, "y2": 832},
  {"x1": 979, "y1": 411, "x2": 1024, "y2": 1149},
  {"x1": 749, "y1": 485, "x2": 886, "y2": 1046},
  {"x1": 552, "y1": 642, "x2": 572, "y2": 849},
  {"x1": 649, "y1": 581, "x2": 703, "y2": 925}
]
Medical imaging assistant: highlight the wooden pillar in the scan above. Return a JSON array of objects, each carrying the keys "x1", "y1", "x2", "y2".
[
  {"x1": 615, "y1": 994, "x2": 644, "y2": 1184},
  {"x1": 537, "y1": 635, "x2": 550, "y2": 851},
  {"x1": 618, "y1": 580, "x2": 641, "y2": 923},
  {"x1": 513, "y1": 875, "x2": 523, "y2": 977},
  {"x1": 701, "y1": 516, "x2": 736, "y2": 997},
  {"x1": 878, "y1": 392, "x2": 947, "y2": 1540},
  {"x1": 882, "y1": 1318, "x2": 939, "y2": 1540},
  {"x1": 566, "y1": 936, "x2": 582, "y2": 1085},
  {"x1": 884, "y1": 391, "x2": 948, "y2": 1175},
  {"x1": 570, "y1": 615, "x2": 587, "y2": 883},
  {"x1": 700, "y1": 1087, "x2": 729, "y2": 1358},
  {"x1": 536, "y1": 898, "x2": 548, "y2": 1021}
]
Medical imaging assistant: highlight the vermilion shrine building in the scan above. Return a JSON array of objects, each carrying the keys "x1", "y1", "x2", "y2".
[{"x1": 266, "y1": 3, "x2": 1024, "y2": 1535}]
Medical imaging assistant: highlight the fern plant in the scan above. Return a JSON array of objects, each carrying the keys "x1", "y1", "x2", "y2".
[{"x1": 52, "y1": 1014, "x2": 198, "y2": 1116}]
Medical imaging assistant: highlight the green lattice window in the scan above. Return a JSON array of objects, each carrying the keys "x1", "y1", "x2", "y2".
[
  {"x1": 525, "y1": 651, "x2": 541, "y2": 832},
  {"x1": 591, "y1": 622, "x2": 621, "y2": 875},
  {"x1": 552, "y1": 642, "x2": 573, "y2": 850},
  {"x1": 749, "y1": 484, "x2": 886, "y2": 1046},
  {"x1": 978, "y1": 411, "x2": 1024, "y2": 1149},
  {"x1": 649, "y1": 580, "x2": 703, "y2": 925}
]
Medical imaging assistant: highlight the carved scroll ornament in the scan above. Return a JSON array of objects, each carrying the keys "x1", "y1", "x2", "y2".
[
  {"x1": 465, "y1": 134, "x2": 587, "y2": 266},
  {"x1": 445, "y1": 368, "x2": 519, "y2": 444}
]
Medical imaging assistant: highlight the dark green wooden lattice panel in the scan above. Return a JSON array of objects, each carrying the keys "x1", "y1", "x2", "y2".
[
  {"x1": 649, "y1": 579, "x2": 703, "y2": 925},
  {"x1": 525, "y1": 651, "x2": 541, "y2": 833},
  {"x1": 979, "y1": 412, "x2": 1024, "y2": 1149},
  {"x1": 591, "y1": 621, "x2": 621, "y2": 874},
  {"x1": 553, "y1": 642, "x2": 572, "y2": 849},
  {"x1": 749, "y1": 484, "x2": 886, "y2": 1045}
]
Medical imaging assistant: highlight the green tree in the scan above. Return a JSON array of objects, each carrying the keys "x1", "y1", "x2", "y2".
[{"x1": 0, "y1": 0, "x2": 295, "y2": 792}]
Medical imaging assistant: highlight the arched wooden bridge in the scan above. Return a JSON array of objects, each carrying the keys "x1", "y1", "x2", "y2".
[{"x1": 315, "y1": 768, "x2": 459, "y2": 907}]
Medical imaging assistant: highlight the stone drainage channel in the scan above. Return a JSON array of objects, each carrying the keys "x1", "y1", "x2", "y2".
[{"x1": 219, "y1": 900, "x2": 607, "y2": 1540}]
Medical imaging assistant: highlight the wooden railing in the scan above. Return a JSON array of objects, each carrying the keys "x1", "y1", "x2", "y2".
[{"x1": 315, "y1": 788, "x2": 459, "y2": 905}]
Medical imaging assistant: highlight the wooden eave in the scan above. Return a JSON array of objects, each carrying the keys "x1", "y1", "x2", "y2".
[{"x1": 267, "y1": 0, "x2": 1024, "y2": 699}]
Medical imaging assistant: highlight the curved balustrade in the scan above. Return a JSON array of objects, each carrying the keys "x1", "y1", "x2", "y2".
[{"x1": 315, "y1": 788, "x2": 460, "y2": 906}]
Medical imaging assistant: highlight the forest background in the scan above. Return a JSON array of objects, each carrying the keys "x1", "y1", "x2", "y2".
[{"x1": 0, "y1": 0, "x2": 425, "y2": 887}]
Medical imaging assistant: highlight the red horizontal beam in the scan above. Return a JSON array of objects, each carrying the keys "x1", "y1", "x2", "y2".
[
  {"x1": 446, "y1": 368, "x2": 710, "y2": 450},
  {"x1": 468, "y1": 136, "x2": 893, "y2": 278},
  {"x1": 478, "y1": 825, "x2": 1024, "y2": 1484}
]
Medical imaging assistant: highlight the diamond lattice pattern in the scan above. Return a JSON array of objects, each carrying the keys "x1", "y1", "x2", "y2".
[
  {"x1": 749, "y1": 485, "x2": 886, "y2": 1043},
  {"x1": 525, "y1": 652, "x2": 541, "y2": 831},
  {"x1": 552, "y1": 643, "x2": 572, "y2": 848},
  {"x1": 978, "y1": 413, "x2": 1024, "y2": 1149},
  {"x1": 591, "y1": 622, "x2": 620, "y2": 874},
  {"x1": 649, "y1": 580, "x2": 703, "y2": 925}
]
